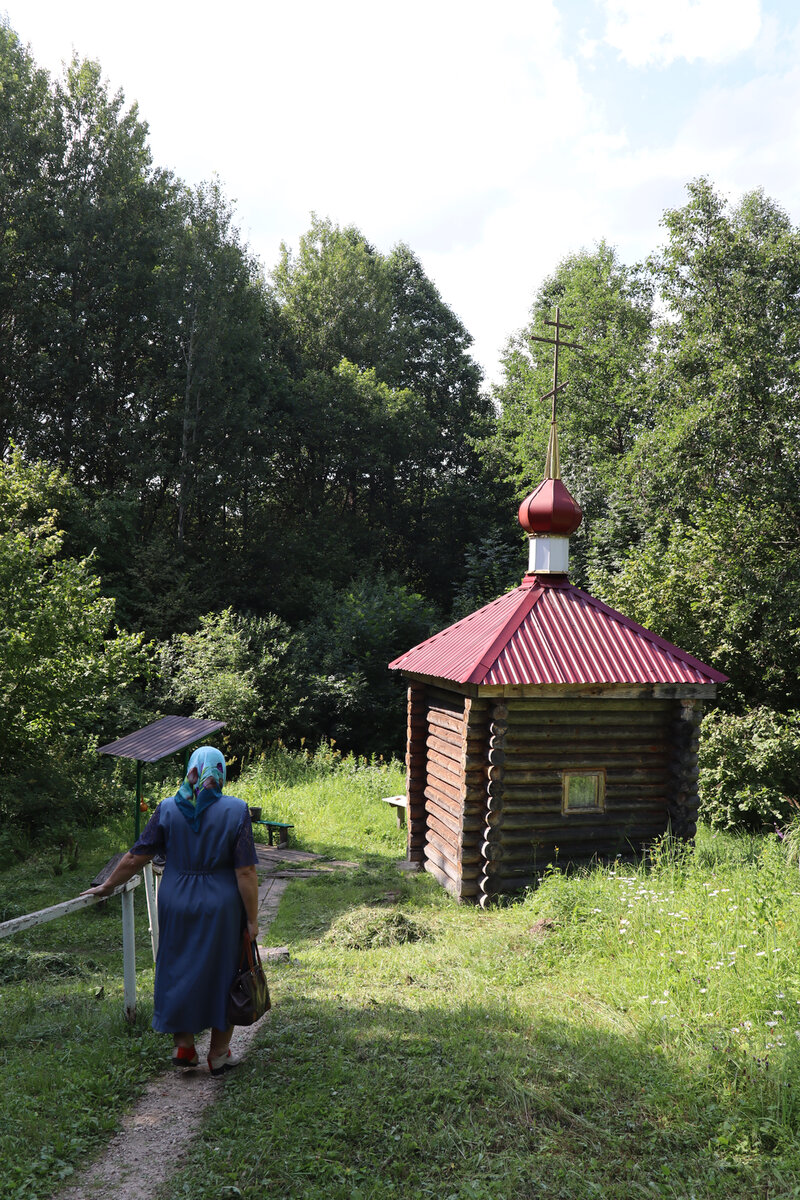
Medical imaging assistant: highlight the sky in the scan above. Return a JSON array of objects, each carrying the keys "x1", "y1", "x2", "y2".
[{"x1": 6, "y1": 0, "x2": 800, "y2": 385}]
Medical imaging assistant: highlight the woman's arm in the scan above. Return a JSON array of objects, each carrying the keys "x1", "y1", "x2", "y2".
[
  {"x1": 235, "y1": 864, "x2": 259, "y2": 940},
  {"x1": 82, "y1": 851, "x2": 154, "y2": 899}
]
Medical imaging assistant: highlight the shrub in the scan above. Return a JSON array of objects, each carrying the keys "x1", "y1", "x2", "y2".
[
  {"x1": 698, "y1": 707, "x2": 800, "y2": 831},
  {"x1": 0, "y1": 452, "x2": 151, "y2": 832},
  {"x1": 158, "y1": 608, "x2": 303, "y2": 762}
]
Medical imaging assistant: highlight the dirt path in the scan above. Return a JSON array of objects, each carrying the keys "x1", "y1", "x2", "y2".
[{"x1": 55, "y1": 847, "x2": 353, "y2": 1200}]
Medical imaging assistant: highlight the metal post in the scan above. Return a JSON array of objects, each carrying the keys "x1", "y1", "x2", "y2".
[
  {"x1": 134, "y1": 759, "x2": 143, "y2": 842},
  {"x1": 142, "y1": 861, "x2": 159, "y2": 962},
  {"x1": 121, "y1": 882, "x2": 136, "y2": 1023}
]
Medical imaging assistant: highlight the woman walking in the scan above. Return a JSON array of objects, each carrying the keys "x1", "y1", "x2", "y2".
[{"x1": 85, "y1": 746, "x2": 260, "y2": 1074}]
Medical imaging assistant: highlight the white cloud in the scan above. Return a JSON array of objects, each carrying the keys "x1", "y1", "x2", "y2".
[{"x1": 600, "y1": 0, "x2": 762, "y2": 67}]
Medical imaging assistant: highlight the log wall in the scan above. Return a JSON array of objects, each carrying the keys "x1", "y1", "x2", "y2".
[
  {"x1": 405, "y1": 684, "x2": 705, "y2": 905},
  {"x1": 405, "y1": 684, "x2": 427, "y2": 864},
  {"x1": 419, "y1": 686, "x2": 490, "y2": 901},
  {"x1": 485, "y1": 696, "x2": 676, "y2": 899},
  {"x1": 668, "y1": 698, "x2": 703, "y2": 838}
]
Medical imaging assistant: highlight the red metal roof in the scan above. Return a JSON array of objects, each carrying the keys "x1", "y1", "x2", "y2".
[{"x1": 388, "y1": 576, "x2": 728, "y2": 687}]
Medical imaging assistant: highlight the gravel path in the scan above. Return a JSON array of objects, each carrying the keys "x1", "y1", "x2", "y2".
[{"x1": 54, "y1": 847, "x2": 352, "y2": 1200}]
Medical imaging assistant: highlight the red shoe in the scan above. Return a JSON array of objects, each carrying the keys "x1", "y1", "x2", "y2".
[{"x1": 172, "y1": 1045, "x2": 199, "y2": 1069}]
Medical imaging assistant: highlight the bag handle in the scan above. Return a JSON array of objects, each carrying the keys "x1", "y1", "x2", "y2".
[{"x1": 240, "y1": 929, "x2": 263, "y2": 972}]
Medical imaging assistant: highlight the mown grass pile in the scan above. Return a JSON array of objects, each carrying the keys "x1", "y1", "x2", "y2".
[{"x1": 3, "y1": 748, "x2": 800, "y2": 1198}]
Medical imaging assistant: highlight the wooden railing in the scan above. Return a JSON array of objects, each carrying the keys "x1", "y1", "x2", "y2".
[{"x1": 0, "y1": 872, "x2": 148, "y2": 1021}]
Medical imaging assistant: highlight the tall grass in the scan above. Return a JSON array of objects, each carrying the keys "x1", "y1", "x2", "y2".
[{"x1": 235, "y1": 743, "x2": 407, "y2": 859}]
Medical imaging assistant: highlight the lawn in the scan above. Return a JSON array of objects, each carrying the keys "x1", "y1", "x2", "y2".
[{"x1": 2, "y1": 748, "x2": 800, "y2": 1199}]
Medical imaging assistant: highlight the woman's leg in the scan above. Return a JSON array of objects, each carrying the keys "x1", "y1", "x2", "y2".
[
  {"x1": 173, "y1": 1031, "x2": 195, "y2": 1049},
  {"x1": 208, "y1": 1024, "x2": 233, "y2": 1057}
]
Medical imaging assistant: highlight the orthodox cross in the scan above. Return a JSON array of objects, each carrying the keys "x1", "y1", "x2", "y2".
[{"x1": 528, "y1": 306, "x2": 583, "y2": 479}]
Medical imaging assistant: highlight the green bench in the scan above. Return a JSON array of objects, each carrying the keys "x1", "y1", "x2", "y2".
[{"x1": 253, "y1": 819, "x2": 294, "y2": 848}]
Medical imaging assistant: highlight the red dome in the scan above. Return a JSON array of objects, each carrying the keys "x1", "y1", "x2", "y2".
[{"x1": 518, "y1": 478, "x2": 583, "y2": 536}]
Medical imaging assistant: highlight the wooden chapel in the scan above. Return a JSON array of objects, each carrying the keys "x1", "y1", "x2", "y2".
[{"x1": 388, "y1": 311, "x2": 727, "y2": 905}]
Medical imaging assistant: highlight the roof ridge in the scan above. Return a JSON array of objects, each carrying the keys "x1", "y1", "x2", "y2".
[{"x1": 466, "y1": 584, "x2": 544, "y2": 684}]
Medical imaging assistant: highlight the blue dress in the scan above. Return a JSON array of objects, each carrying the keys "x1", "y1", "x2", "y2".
[{"x1": 132, "y1": 792, "x2": 258, "y2": 1033}]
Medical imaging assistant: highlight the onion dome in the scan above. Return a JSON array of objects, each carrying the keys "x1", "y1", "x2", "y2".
[{"x1": 518, "y1": 477, "x2": 583, "y2": 536}]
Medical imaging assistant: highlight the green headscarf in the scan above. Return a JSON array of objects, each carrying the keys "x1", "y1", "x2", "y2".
[{"x1": 174, "y1": 745, "x2": 227, "y2": 832}]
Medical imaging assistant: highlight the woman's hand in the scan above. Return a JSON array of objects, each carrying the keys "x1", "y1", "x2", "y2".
[
  {"x1": 247, "y1": 918, "x2": 259, "y2": 941},
  {"x1": 81, "y1": 882, "x2": 114, "y2": 899}
]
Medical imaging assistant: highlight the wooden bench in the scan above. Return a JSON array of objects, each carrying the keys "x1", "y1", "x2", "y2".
[
  {"x1": 382, "y1": 795, "x2": 408, "y2": 828},
  {"x1": 253, "y1": 820, "x2": 294, "y2": 848}
]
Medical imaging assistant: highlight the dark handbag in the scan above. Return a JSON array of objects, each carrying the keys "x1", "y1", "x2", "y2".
[{"x1": 226, "y1": 931, "x2": 271, "y2": 1026}]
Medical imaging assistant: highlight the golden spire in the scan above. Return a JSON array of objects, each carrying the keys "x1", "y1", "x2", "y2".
[{"x1": 529, "y1": 306, "x2": 582, "y2": 480}]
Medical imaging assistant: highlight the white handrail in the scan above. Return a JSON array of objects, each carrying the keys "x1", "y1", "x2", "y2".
[{"x1": 0, "y1": 876, "x2": 142, "y2": 1021}]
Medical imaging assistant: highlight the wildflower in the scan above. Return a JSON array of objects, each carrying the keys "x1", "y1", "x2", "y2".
[{"x1": 766, "y1": 1021, "x2": 778, "y2": 1028}]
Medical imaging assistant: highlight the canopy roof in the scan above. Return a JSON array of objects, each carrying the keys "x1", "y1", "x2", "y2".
[
  {"x1": 98, "y1": 716, "x2": 226, "y2": 764},
  {"x1": 389, "y1": 575, "x2": 728, "y2": 688}
]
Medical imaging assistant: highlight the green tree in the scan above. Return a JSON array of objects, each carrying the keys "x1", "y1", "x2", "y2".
[
  {"x1": 492, "y1": 241, "x2": 654, "y2": 525},
  {"x1": 272, "y1": 220, "x2": 499, "y2": 612},
  {"x1": 0, "y1": 452, "x2": 149, "y2": 828},
  {"x1": 159, "y1": 609, "x2": 301, "y2": 762},
  {"x1": 630, "y1": 178, "x2": 800, "y2": 519},
  {"x1": 273, "y1": 215, "x2": 391, "y2": 373},
  {"x1": 298, "y1": 573, "x2": 438, "y2": 757},
  {"x1": 587, "y1": 181, "x2": 800, "y2": 717}
]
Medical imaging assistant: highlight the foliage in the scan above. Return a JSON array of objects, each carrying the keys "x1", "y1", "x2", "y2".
[
  {"x1": 0, "y1": 452, "x2": 149, "y2": 830},
  {"x1": 158, "y1": 608, "x2": 302, "y2": 762},
  {"x1": 491, "y1": 240, "x2": 654, "y2": 583},
  {"x1": 699, "y1": 707, "x2": 800, "y2": 831},
  {"x1": 588, "y1": 498, "x2": 800, "y2": 710},
  {"x1": 296, "y1": 572, "x2": 438, "y2": 758},
  {"x1": 451, "y1": 529, "x2": 524, "y2": 619}
]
